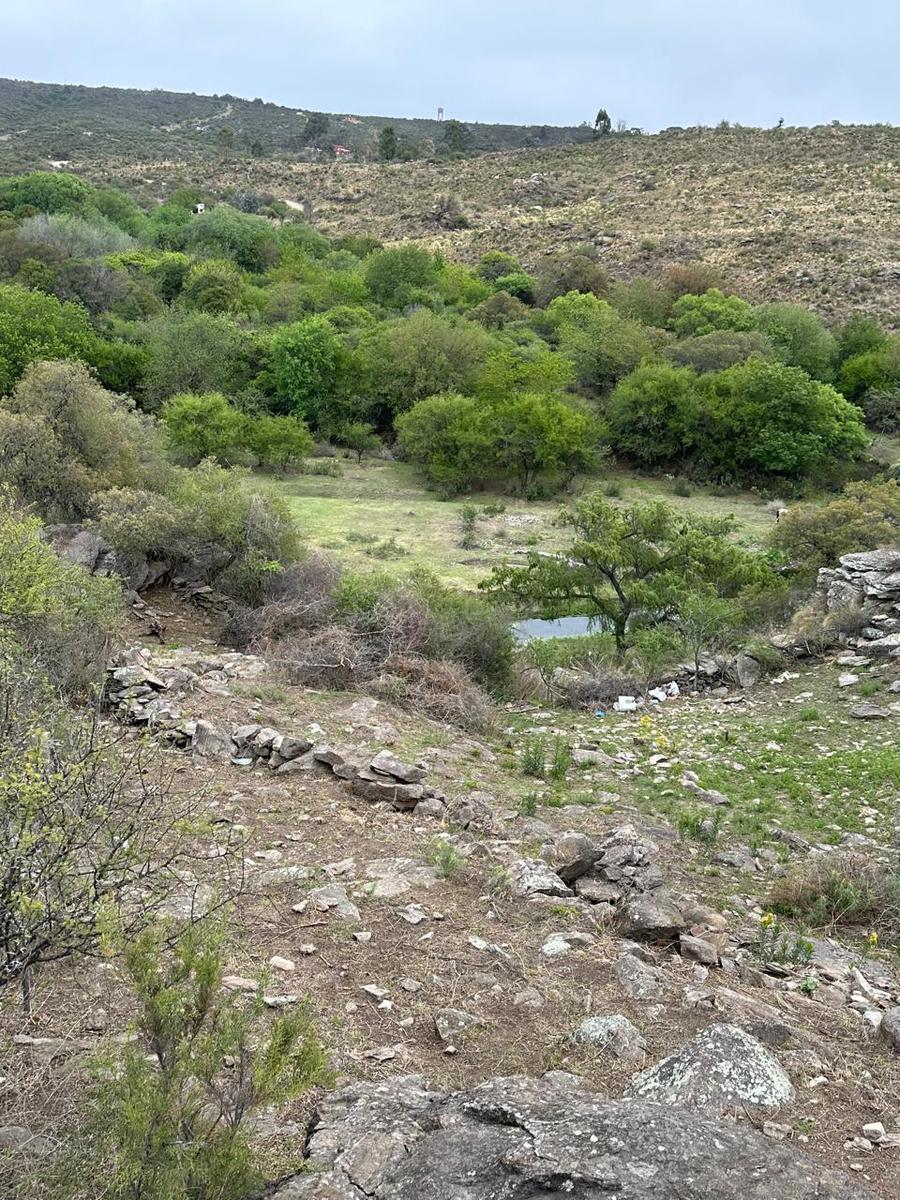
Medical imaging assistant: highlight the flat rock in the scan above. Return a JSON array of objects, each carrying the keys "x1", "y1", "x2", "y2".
[
  {"x1": 191, "y1": 719, "x2": 233, "y2": 758},
  {"x1": 617, "y1": 890, "x2": 685, "y2": 942},
  {"x1": 541, "y1": 931, "x2": 596, "y2": 957},
  {"x1": 268, "y1": 1072, "x2": 870, "y2": 1199},
  {"x1": 434, "y1": 1008, "x2": 482, "y2": 1043},
  {"x1": 626, "y1": 1023, "x2": 794, "y2": 1114},
  {"x1": 614, "y1": 952, "x2": 664, "y2": 1000},
  {"x1": 307, "y1": 883, "x2": 360, "y2": 921},
  {"x1": 540, "y1": 830, "x2": 600, "y2": 883},
  {"x1": 850, "y1": 703, "x2": 892, "y2": 720},
  {"x1": 370, "y1": 750, "x2": 426, "y2": 784},
  {"x1": 508, "y1": 858, "x2": 573, "y2": 898}
]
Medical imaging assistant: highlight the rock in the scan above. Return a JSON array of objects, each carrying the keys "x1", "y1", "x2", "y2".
[
  {"x1": 513, "y1": 986, "x2": 544, "y2": 1009},
  {"x1": 191, "y1": 719, "x2": 233, "y2": 758},
  {"x1": 540, "y1": 830, "x2": 600, "y2": 883},
  {"x1": 714, "y1": 987, "x2": 793, "y2": 1047},
  {"x1": 370, "y1": 750, "x2": 426, "y2": 784},
  {"x1": 571, "y1": 1014, "x2": 647, "y2": 1061},
  {"x1": 269, "y1": 955, "x2": 295, "y2": 972},
  {"x1": 837, "y1": 673, "x2": 860, "y2": 687},
  {"x1": 364, "y1": 858, "x2": 438, "y2": 898},
  {"x1": 307, "y1": 884, "x2": 360, "y2": 922},
  {"x1": 351, "y1": 771, "x2": 425, "y2": 809},
  {"x1": 680, "y1": 933, "x2": 721, "y2": 965},
  {"x1": 434, "y1": 1008, "x2": 481, "y2": 1043},
  {"x1": 850, "y1": 703, "x2": 892, "y2": 720},
  {"x1": 0, "y1": 1125, "x2": 53, "y2": 1156},
  {"x1": 574, "y1": 877, "x2": 622, "y2": 904},
  {"x1": 837, "y1": 653, "x2": 872, "y2": 667},
  {"x1": 617, "y1": 890, "x2": 685, "y2": 942},
  {"x1": 268, "y1": 1072, "x2": 871, "y2": 1199},
  {"x1": 863, "y1": 1122, "x2": 886, "y2": 1142},
  {"x1": 731, "y1": 653, "x2": 762, "y2": 689},
  {"x1": 278, "y1": 734, "x2": 313, "y2": 760},
  {"x1": 879, "y1": 1006, "x2": 900, "y2": 1051},
  {"x1": 507, "y1": 858, "x2": 573, "y2": 898},
  {"x1": 444, "y1": 792, "x2": 502, "y2": 835},
  {"x1": 572, "y1": 745, "x2": 613, "y2": 766},
  {"x1": 541, "y1": 931, "x2": 595, "y2": 957},
  {"x1": 625, "y1": 1023, "x2": 794, "y2": 1114},
  {"x1": 614, "y1": 952, "x2": 664, "y2": 1000}
]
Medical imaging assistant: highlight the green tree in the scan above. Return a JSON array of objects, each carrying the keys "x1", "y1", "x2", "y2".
[
  {"x1": 677, "y1": 589, "x2": 742, "y2": 684},
  {"x1": 395, "y1": 392, "x2": 496, "y2": 495},
  {"x1": 484, "y1": 495, "x2": 768, "y2": 656},
  {"x1": 181, "y1": 259, "x2": 244, "y2": 314},
  {"x1": 490, "y1": 393, "x2": 602, "y2": 492},
  {"x1": 181, "y1": 205, "x2": 279, "y2": 271},
  {"x1": 836, "y1": 313, "x2": 887, "y2": 363},
  {"x1": 607, "y1": 362, "x2": 702, "y2": 466},
  {"x1": 303, "y1": 111, "x2": 330, "y2": 146},
  {"x1": 701, "y1": 358, "x2": 868, "y2": 480},
  {"x1": 664, "y1": 329, "x2": 773, "y2": 373},
  {"x1": 140, "y1": 311, "x2": 254, "y2": 409},
  {"x1": 161, "y1": 392, "x2": 251, "y2": 465},
  {"x1": 594, "y1": 108, "x2": 612, "y2": 136},
  {"x1": 0, "y1": 283, "x2": 100, "y2": 393},
  {"x1": 271, "y1": 315, "x2": 347, "y2": 426},
  {"x1": 769, "y1": 480, "x2": 900, "y2": 577},
  {"x1": 378, "y1": 125, "x2": 398, "y2": 161},
  {"x1": 533, "y1": 250, "x2": 609, "y2": 307},
  {"x1": 755, "y1": 302, "x2": 837, "y2": 381},
  {"x1": 546, "y1": 291, "x2": 654, "y2": 394},
  {"x1": 336, "y1": 420, "x2": 381, "y2": 463},
  {"x1": 671, "y1": 288, "x2": 757, "y2": 337},
  {"x1": 363, "y1": 243, "x2": 440, "y2": 308},
  {"x1": 476, "y1": 250, "x2": 522, "y2": 283},
  {"x1": 442, "y1": 119, "x2": 470, "y2": 155},
  {"x1": 246, "y1": 412, "x2": 314, "y2": 472}
]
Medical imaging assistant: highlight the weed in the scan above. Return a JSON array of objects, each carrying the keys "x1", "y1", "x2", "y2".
[
  {"x1": 458, "y1": 503, "x2": 481, "y2": 549},
  {"x1": 798, "y1": 975, "x2": 819, "y2": 997},
  {"x1": 676, "y1": 807, "x2": 722, "y2": 843},
  {"x1": 797, "y1": 706, "x2": 820, "y2": 722},
  {"x1": 427, "y1": 837, "x2": 464, "y2": 878},
  {"x1": 364, "y1": 536, "x2": 408, "y2": 559},
  {"x1": 672, "y1": 478, "x2": 692, "y2": 497},
  {"x1": 519, "y1": 791, "x2": 539, "y2": 817},
  {"x1": 603, "y1": 482, "x2": 623, "y2": 498},
  {"x1": 751, "y1": 912, "x2": 814, "y2": 966},
  {"x1": 520, "y1": 736, "x2": 546, "y2": 778},
  {"x1": 769, "y1": 853, "x2": 900, "y2": 941},
  {"x1": 548, "y1": 737, "x2": 572, "y2": 782},
  {"x1": 859, "y1": 679, "x2": 882, "y2": 697},
  {"x1": 487, "y1": 864, "x2": 512, "y2": 896}
]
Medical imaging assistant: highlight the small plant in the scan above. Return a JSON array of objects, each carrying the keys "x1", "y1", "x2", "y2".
[
  {"x1": 548, "y1": 737, "x2": 572, "y2": 782},
  {"x1": 751, "y1": 912, "x2": 814, "y2": 966},
  {"x1": 797, "y1": 706, "x2": 820, "y2": 722},
  {"x1": 364, "y1": 536, "x2": 408, "y2": 559},
  {"x1": 859, "y1": 679, "x2": 882, "y2": 697},
  {"x1": 798, "y1": 975, "x2": 819, "y2": 997},
  {"x1": 481, "y1": 501, "x2": 506, "y2": 516},
  {"x1": 603, "y1": 481, "x2": 623, "y2": 498},
  {"x1": 458, "y1": 503, "x2": 480, "y2": 549},
  {"x1": 487, "y1": 865, "x2": 512, "y2": 896},
  {"x1": 520, "y1": 736, "x2": 546, "y2": 778},
  {"x1": 518, "y1": 791, "x2": 539, "y2": 817},
  {"x1": 862, "y1": 929, "x2": 879, "y2": 958},
  {"x1": 672, "y1": 478, "x2": 692, "y2": 497},
  {"x1": 427, "y1": 837, "x2": 464, "y2": 878},
  {"x1": 676, "y1": 807, "x2": 722, "y2": 844},
  {"x1": 345, "y1": 530, "x2": 380, "y2": 545}
]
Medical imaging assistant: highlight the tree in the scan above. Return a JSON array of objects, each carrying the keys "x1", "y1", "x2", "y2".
[
  {"x1": 484, "y1": 495, "x2": 769, "y2": 656},
  {"x1": 664, "y1": 329, "x2": 773, "y2": 373},
  {"x1": 363, "y1": 243, "x2": 440, "y2": 308},
  {"x1": 181, "y1": 259, "x2": 244, "y2": 314},
  {"x1": 303, "y1": 111, "x2": 330, "y2": 146},
  {"x1": 181, "y1": 204, "x2": 279, "y2": 272},
  {"x1": 161, "y1": 392, "x2": 251, "y2": 465},
  {"x1": 755, "y1": 302, "x2": 837, "y2": 381},
  {"x1": 378, "y1": 125, "x2": 398, "y2": 161},
  {"x1": 670, "y1": 288, "x2": 757, "y2": 337},
  {"x1": 545, "y1": 291, "x2": 654, "y2": 394},
  {"x1": 336, "y1": 420, "x2": 381, "y2": 463},
  {"x1": 140, "y1": 311, "x2": 254, "y2": 409},
  {"x1": 271, "y1": 315, "x2": 348, "y2": 426},
  {"x1": 0, "y1": 283, "x2": 100, "y2": 393},
  {"x1": 677, "y1": 590, "x2": 742, "y2": 684},
  {"x1": 769, "y1": 479, "x2": 900, "y2": 577},
  {"x1": 701, "y1": 358, "x2": 868, "y2": 480},
  {"x1": 395, "y1": 392, "x2": 496, "y2": 495},
  {"x1": 216, "y1": 125, "x2": 235, "y2": 154},
  {"x1": 247, "y1": 412, "x2": 314, "y2": 472},
  {"x1": 490, "y1": 393, "x2": 602, "y2": 492},
  {"x1": 607, "y1": 362, "x2": 702, "y2": 466},
  {"x1": 443, "y1": 119, "x2": 470, "y2": 155},
  {"x1": 594, "y1": 109, "x2": 612, "y2": 137},
  {"x1": 533, "y1": 250, "x2": 609, "y2": 307}
]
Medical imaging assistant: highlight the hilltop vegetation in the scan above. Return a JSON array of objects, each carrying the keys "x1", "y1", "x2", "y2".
[{"x1": 0, "y1": 76, "x2": 590, "y2": 170}]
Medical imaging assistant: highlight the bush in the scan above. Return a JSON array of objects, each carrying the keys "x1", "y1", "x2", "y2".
[
  {"x1": 0, "y1": 358, "x2": 168, "y2": 519},
  {"x1": 661, "y1": 261, "x2": 725, "y2": 298},
  {"x1": 161, "y1": 391, "x2": 251, "y2": 465},
  {"x1": 664, "y1": 329, "x2": 773, "y2": 373},
  {"x1": 862, "y1": 386, "x2": 900, "y2": 434},
  {"x1": 0, "y1": 283, "x2": 100, "y2": 393},
  {"x1": 364, "y1": 242, "x2": 439, "y2": 307},
  {"x1": 139, "y1": 310, "x2": 255, "y2": 410},
  {"x1": 270, "y1": 314, "x2": 350, "y2": 427},
  {"x1": 180, "y1": 203, "x2": 279, "y2": 271},
  {"x1": 545, "y1": 291, "x2": 655, "y2": 394},
  {"x1": 533, "y1": 249, "x2": 609, "y2": 307},
  {"x1": 769, "y1": 479, "x2": 900, "y2": 576},
  {"x1": 755, "y1": 302, "x2": 837, "y2": 381},
  {"x1": 670, "y1": 288, "x2": 757, "y2": 337},
  {"x1": 181, "y1": 258, "x2": 244, "y2": 314},
  {"x1": 606, "y1": 362, "x2": 702, "y2": 466},
  {"x1": 769, "y1": 853, "x2": 900, "y2": 942},
  {"x1": 71, "y1": 919, "x2": 329, "y2": 1200}
]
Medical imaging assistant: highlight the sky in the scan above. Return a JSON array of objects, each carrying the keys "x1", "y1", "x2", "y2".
[{"x1": 2, "y1": 1, "x2": 897, "y2": 131}]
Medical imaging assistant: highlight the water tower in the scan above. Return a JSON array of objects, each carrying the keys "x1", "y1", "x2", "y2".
[{"x1": 437, "y1": 106, "x2": 444, "y2": 121}]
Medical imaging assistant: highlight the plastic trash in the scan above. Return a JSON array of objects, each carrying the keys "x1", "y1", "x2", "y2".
[
  {"x1": 648, "y1": 686, "x2": 667, "y2": 704},
  {"x1": 594, "y1": 708, "x2": 606, "y2": 718},
  {"x1": 613, "y1": 695, "x2": 640, "y2": 712},
  {"x1": 665, "y1": 680, "x2": 680, "y2": 697}
]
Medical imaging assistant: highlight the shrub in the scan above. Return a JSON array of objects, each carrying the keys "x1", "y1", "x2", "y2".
[
  {"x1": 520, "y1": 736, "x2": 546, "y2": 777},
  {"x1": 181, "y1": 258, "x2": 244, "y2": 314},
  {"x1": 72, "y1": 919, "x2": 329, "y2": 1200},
  {"x1": 664, "y1": 329, "x2": 773, "y2": 373},
  {"x1": 606, "y1": 362, "x2": 702, "y2": 466},
  {"x1": 862, "y1": 386, "x2": 900, "y2": 434},
  {"x1": 670, "y1": 288, "x2": 757, "y2": 337},
  {"x1": 533, "y1": 249, "x2": 609, "y2": 307},
  {"x1": 769, "y1": 479, "x2": 900, "y2": 576},
  {"x1": 755, "y1": 302, "x2": 837, "y2": 381},
  {"x1": 477, "y1": 250, "x2": 522, "y2": 283},
  {"x1": 270, "y1": 314, "x2": 349, "y2": 426},
  {"x1": 546, "y1": 291, "x2": 655, "y2": 394},
  {"x1": 180, "y1": 203, "x2": 279, "y2": 271},
  {"x1": 661, "y1": 261, "x2": 725, "y2": 298},
  {"x1": 467, "y1": 291, "x2": 530, "y2": 329},
  {"x1": 161, "y1": 391, "x2": 251, "y2": 465},
  {"x1": 769, "y1": 853, "x2": 900, "y2": 942},
  {"x1": 0, "y1": 283, "x2": 100, "y2": 393},
  {"x1": 139, "y1": 310, "x2": 255, "y2": 410},
  {"x1": 364, "y1": 242, "x2": 439, "y2": 307}
]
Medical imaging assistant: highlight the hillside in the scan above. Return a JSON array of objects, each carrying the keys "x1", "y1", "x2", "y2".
[
  {"x1": 0, "y1": 76, "x2": 591, "y2": 168},
  {"x1": 57, "y1": 121, "x2": 900, "y2": 323}
]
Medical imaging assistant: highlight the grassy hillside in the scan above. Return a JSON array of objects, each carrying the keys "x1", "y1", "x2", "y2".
[{"x1": 0, "y1": 76, "x2": 591, "y2": 169}]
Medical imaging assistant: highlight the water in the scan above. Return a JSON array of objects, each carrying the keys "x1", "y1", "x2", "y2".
[{"x1": 512, "y1": 615, "x2": 600, "y2": 643}]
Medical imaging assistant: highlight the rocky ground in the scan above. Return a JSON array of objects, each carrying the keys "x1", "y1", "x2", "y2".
[{"x1": 3, "y1": 572, "x2": 900, "y2": 1197}]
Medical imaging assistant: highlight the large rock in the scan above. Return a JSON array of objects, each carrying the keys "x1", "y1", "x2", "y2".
[
  {"x1": 507, "y1": 858, "x2": 573, "y2": 899},
  {"x1": 616, "y1": 890, "x2": 685, "y2": 942},
  {"x1": 266, "y1": 1072, "x2": 870, "y2": 1199},
  {"x1": 539, "y1": 830, "x2": 600, "y2": 883},
  {"x1": 571, "y1": 1014, "x2": 647, "y2": 1061},
  {"x1": 625, "y1": 1023, "x2": 794, "y2": 1114}
]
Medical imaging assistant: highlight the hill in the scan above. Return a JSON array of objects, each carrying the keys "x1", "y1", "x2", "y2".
[{"x1": 0, "y1": 76, "x2": 591, "y2": 169}]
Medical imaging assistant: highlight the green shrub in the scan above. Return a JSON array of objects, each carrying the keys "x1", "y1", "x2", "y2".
[
  {"x1": 769, "y1": 479, "x2": 900, "y2": 576},
  {"x1": 670, "y1": 288, "x2": 756, "y2": 337},
  {"x1": 0, "y1": 283, "x2": 101, "y2": 393},
  {"x1": 520, "y1": 736, "x2": 546, "y2": 777},
  {"x1": 768, "y1": 853, "x2": 900, "y2": 941}
]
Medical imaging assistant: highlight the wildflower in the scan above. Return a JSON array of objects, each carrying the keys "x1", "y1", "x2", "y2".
[
  {"x1": 868, "y1": 931, "x2": 878, "y2": 949},
  {"x1": 760, "y1": 911, "x2": 775, "y2": 928}
]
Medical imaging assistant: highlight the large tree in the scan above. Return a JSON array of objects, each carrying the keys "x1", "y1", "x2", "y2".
[{"x1": 484, "y1": 494, "x2": 769, "y2": 656}]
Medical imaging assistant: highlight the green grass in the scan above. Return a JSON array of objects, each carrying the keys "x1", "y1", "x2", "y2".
[{"x1": 265, "y1": 458, "x2": 774, "y2": 588}]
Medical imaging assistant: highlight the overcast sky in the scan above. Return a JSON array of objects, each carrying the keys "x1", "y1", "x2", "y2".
[{"x1": 2, "y1": 1, "x2": 897, "y2": 130}]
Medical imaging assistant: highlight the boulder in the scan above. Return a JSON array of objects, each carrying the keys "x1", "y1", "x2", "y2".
[
  {"x1": 613, "y1": 952, "x2": 664, "y2": 1000},
  {"x1": 879, "y1": 1006, "x2": 900, "y2": 1052},
  {"x1": 617, "y1": 890, "x2": 685, "y2": 942},
  {"x1": 434, "y1": 1008, "x2": 481, "y2": 1044},
  {"x1": 267, "y1": 1072, "x2": 870, "y2": 1199},
  {"x1": 625, "y1": 1023, "x2": 794, "y2": 1114},
  {"x1": 540, "y1": 830, "x2": 600, "y2": 883},
  {"x1": 191, "y1": 720, "x2": 233, "y2": 759},
  {"x1": 507, "y1": 858, "x2": 573, "y2": 899},
  {"x1": 730, "y1": 653, "x2": 762, "y2": 689},
  {"x1": 370, "y1": 750, "x2": 426, "y2": 784},
  {"x1": 850, "y1": 703, "x2": 892, "y2": 720}
]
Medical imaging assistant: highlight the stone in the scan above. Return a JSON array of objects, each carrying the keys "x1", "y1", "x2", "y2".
[
  {"x1": 541, "y1": 931, "x2": 595, "y2": 957},
  {"x1": 507, "y1": 858, "x2": 573, "y2": 898},
  {"x1": 731, "y1": 653, "x2": 762, "y2": 689},
  {"x1": 625, "y1": 1023, "x2": 794, "y2": 1114},
  {"x1": 617, "y1": 890, "x2": 685, "y2": 942},
  {"x1": 613, "y1": 952, "x2": 664, "y2": 1000},
  {"x1": 837, "y1": 673, "x2": 860, "y2": 687},
  {"x1": 268, "y1": 1072, "x2": 871, "y2": 1199},
  {"x1": 571, "y1": 1014, "x2": 647, "y2": 1061},
  {"x1": 879, "y1": 1006, "x2": 900, "y2": 1051},
  {"x1": 574, "y1": 877, "x2": 622, "y2": 904},
  {"x1": 572, "y1": 746, "x2": 613, "y2": 766},
  {"x1": 364, "y1": 858, "x2": 438, "y2": 899},
  {"x1": 540, "y1": 830, "x2": 600, "y2": 883},
  {"x1": 714, "y1": 987, "x2": 793, "y2": 1047},
  {"x1": 850, "y1": 703, "x2": 892, "y2": 720},
  {"x1": 0, "y1": 1126, "x2": 52, "y2": 1156},
  {"x1": 444, "y1": 793, "x2": 502, "y2": 835},
  {"x1": 278, "y1": 734, "x2": 313, "y2": 760},
  {"x1": 269, "y1": 955, "x2": 296, "y2": 972},
  {"x1": 680, "y1": 933, "x2": 721, "y2": 965},
  {"x1": 351, "y1": 771, "x2": 425, "y2": 809},
  {"x1": 513, "y1": 986, "x2": 544, "y2": 1009},
  {"x1": 191, "y1": 719, "x2": 233, "y2": 758},
  {"x1": 434, "y1": 1008, "x2": 481, "y2": 1044},
  {"x1": 370, "y1": 750, "x2": 426, "y2": 784},
  {"x1": 307, "y1": 884, "x2": 360, "y2": 921}
]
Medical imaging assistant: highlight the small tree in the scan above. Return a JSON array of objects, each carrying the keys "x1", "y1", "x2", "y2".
[
  {"x1": 442, "y1": 119, "x2": 470, "y2": 155},
  {"x1": 161, "y1": 392, "x2": 250, "y2": 465},
  {"x1": 78, "y1": 918, "x2": 330, "y2": 1200},
  {"x1": 378, "y1": 125, "x2": 398, "y2": 161},
  {"x1": 484, "y1": 494, "x2": 768, "y2": 657},
  {"x1": 337, "y1": 421, "x2": 381, "y2": 463},
  {"x1": 594, "y1": 108, "x2": 612, "y2": 137},
  {"x1": 676, "y1": 589, "x2": 742, "y2": 684}
]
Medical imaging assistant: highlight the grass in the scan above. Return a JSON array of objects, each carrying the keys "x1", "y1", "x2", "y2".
[{"x1": 265, "y1": 458, "x2": 774, "y2": 588}]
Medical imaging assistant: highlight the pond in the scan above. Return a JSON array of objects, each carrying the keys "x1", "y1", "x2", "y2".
[{"x1": 512, "y1": 615, "x2": 603, "y2": 643}]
